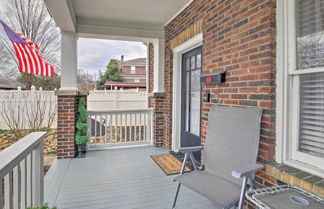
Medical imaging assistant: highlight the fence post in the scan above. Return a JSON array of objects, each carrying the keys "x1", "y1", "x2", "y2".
[{"x1": 113, "y1": 89, "x2": 118, "y2": 109}]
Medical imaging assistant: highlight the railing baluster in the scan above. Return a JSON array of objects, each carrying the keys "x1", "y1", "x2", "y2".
[
  {"x1": 119, "y1": 114, "x2": 122, "y2": 142},
  {"x1": 87, "y1": 113, "x2": 91, "y2": 145},
  {"x1": 13, "y1": 165, "x2": 20, "y2": 209},
  {"x1": 99, "y1": 114, "x2": 102, "y2": 144},
  {"x1": 134, "y1": 113, "x2": 137, "y2": 141},
  {"x1": 124, "y1": 114, "x2": 127, "y2": 142},
  {"x1": 114, "y1": 114, "x2": 117, "y2": 143},
  {"x1": 144, "y1": 113, "x2": 147, "y2": 141},
  {"x1": 32, "y1": 142, "x2": 44, "y2": 207},
  {"x1": 109, "y1": 114, "x2": 112, "y2": 143},
  {"x1": 20, "y1": 158, "x2": 27, "y2": 209},
  {"x1": 105, "y1": 114, "x2": 108, "y2": 144},
  {"x1": 0, "y1": 177, "x2": 3, "y2": 209},
  {"x1": 26, "y1": 153, "x2": 32, "y2": 207},
  {"x1": 130, "y1": 113, "x2": 133, "y2": 141},
  {"x1": 4, "y1": 172, "x2": 13, "y2": 209},
  {"x1": 139, "y1": 113, "x2": 142, "y2": 141},
  {"x1": 94, "y1": 114, "x2": 97, "y2": 144}
]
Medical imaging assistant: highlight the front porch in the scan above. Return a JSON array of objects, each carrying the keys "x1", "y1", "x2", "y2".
[{"x1": 44, "y1": 146, "x2": 219, "y2": 209}]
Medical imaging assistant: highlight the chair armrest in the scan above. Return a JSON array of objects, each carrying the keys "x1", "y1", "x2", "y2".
[
  {"x1": 231, "y1": 164, "x2": 264, "y2": 179},
  {"x1": 173, "y1": 146, "x2": 204, "y2": 153}
]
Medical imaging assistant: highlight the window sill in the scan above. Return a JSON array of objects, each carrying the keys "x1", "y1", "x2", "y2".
[{"x1": 266, "y1": 162, "x2": 324, "y2": 198}]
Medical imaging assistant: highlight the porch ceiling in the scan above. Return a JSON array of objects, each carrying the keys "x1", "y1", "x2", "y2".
[{"x1": 44, "y1": 0, "x2": 193, "y2": 40}]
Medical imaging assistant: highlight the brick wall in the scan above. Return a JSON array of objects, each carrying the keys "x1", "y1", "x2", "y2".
[
  {"x1": 57, "y1": 95, "x2": 76, "y2": 159},
  {"x1": 148, "y1": 43, "x2": 166, "y2": 146},
  {"x1": 162, "y1": 0, "x2": 277, "y2": 207}
]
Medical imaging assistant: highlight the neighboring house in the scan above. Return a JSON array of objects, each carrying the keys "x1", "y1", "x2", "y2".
[
  {"x1": 105, "y1": 56, "x2": 147, "y2": 90},
  {"x1": 0, "y1": 75, "x2": 25, "y2": 90}
]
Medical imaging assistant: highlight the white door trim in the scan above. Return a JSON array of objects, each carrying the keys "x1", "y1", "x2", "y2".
[{"x1": 171, "y1": 33, "x2": 203, "y2": 150}]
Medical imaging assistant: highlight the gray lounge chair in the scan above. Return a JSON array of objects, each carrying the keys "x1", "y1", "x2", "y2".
[{"x1": 172, "y1": 105, "x2": 264, "y2": 209}]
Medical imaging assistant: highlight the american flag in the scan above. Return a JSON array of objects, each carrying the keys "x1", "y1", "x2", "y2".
[{"x1": 0, "y1": 21, "x2": 54, "y2": 76}]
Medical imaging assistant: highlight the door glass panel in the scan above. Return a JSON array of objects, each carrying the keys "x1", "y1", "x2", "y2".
[
  {"x1": 191, "y1": 56, "x2": 196, "y2": 70},
  {"x1": 185, "y1": 71, "x2": 190, "y2": 131},
  {"x1": 190, "y1": 69, "x2": 201, "y2": 136},
  {"x1": 196, "y1": 53, "x2": 201, "y2": 68}
]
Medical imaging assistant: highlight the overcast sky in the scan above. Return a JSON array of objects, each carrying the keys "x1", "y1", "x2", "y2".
[{"x1": 78, "y1": 38, "x2": 147, "y2": 78}]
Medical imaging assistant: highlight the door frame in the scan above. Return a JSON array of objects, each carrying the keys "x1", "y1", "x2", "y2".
[{"x1": 172, "y1": 33, "x2": 203, "y2": 150}]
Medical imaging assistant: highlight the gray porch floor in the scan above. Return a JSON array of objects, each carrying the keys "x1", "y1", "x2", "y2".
[{"x1": 44, "y1": 146, "x2": 221, "y2": 209}]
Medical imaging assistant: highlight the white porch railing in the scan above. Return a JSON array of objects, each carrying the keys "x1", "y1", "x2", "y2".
[
  {"x1": 0, "y1": 132, "x2": 47, "y2": 209},
  {"x1": 87, "y1": 109, "x2": 153, "y2": 149}
]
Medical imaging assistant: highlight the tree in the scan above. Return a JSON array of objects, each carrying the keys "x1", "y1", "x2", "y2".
[
  {"x1": 96, "y1": 59, "x2": 124, "y2": 90},
  {"x1": 0, "y1": 0, "x2": 60, "y2": 78}
]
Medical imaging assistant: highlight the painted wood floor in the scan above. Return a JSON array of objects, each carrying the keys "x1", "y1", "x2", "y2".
[{"x1": 44, "y1": 146, "x2": 221, "y2": 209}]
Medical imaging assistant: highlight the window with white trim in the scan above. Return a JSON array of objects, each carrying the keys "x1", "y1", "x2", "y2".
[
  {"x1": 281, "y1": 0, "x2": 324, "y2": 173},
  {"x1": 131, "y1": 66, "x2": 136, "y2": 74}
]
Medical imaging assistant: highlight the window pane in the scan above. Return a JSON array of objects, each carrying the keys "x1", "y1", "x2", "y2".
[
  {"x1": 196, "y1": 53, "x2": 202, "y2": 68},
  {"x1": 296, "y1": 0, "x2": 324, "y2": 69},
  {"x1": 299, "y1": 72, "x2": 324, "y2": 158},
  {"x1": 191, "y1": 56, "x2": 196, "y2": 70},
  {"x1": 190, "y1": 69, "x2": 201, "y2": 136}
]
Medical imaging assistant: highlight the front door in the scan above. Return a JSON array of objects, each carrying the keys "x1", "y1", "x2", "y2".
[{"x1": 180, "y1": 46, "x2": 202, "y2": 149}]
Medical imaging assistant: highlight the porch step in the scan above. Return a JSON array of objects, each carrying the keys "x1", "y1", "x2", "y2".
[{"x1": 44, "y1": 158, "x2": 71, "y2": 207}]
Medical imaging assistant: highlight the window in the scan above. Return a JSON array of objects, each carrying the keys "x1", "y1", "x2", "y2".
[
  {"x1": 131, "y1": 66, "x2": 136, "y2": 74},
  {"x1": 134, "y1": 79, "x2": 140, "y2": 83},
  {"x1": 278, "y1": 0, "x2": 324, "y2": 175}
]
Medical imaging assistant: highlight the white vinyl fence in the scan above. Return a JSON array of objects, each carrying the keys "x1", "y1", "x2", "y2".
[
  {"x1": 87, "y1": 90, "x2": 147, "y2": 110},
  {"x1": 0, "y1": 89, "x2": 57, "y2": 130}
]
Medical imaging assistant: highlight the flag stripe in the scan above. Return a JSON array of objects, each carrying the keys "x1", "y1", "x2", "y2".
[{"x1": 1, "y1": 22, "x2": 54, "y2": 77}]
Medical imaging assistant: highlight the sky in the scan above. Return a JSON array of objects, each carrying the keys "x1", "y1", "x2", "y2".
[{"x1": 78, "y1": 38, "x2": 147, "y2": 79}]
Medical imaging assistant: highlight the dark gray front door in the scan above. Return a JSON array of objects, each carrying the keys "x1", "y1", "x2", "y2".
[{"x1": 181, "y1": 46, "x2": 202, "y2": 148}]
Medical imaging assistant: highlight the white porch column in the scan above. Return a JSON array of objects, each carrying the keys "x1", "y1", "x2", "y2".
[
  {"x1": 153, "y1": 38, "x2": 165, "y2": 94},
  {"x1": 60, "y1": 32, "x2": 78, "y2": 91}
]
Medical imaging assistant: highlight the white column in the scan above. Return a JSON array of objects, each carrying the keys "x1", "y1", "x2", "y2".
[
  {"x1": 60, "y1": 32, "x2": 78, "y2": 91},
  {"x1": 153, "y1": 38, "x2": 165, "y2": 93}
]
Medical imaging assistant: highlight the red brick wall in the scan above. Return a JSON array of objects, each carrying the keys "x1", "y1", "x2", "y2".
[
  {"x1": 148, "y1": 43, "x2": 166, "y2": 146},
  {"x1": 162, "y1": 0, "x2": 277, "y2": 197},
  {"x1": 57, "y1": 95, "x2": 76, "y2": 158}
]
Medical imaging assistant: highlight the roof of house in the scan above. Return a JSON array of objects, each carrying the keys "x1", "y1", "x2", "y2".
[
  {"x1": 104, "y1": 81, "x2": 146, "y2": 88},
  {"x1": 0, "y1": 76, "x2": 26, "y2": 89},
  {"x1": 121, "y1": 58, "x2": 146, "y2": 66}
]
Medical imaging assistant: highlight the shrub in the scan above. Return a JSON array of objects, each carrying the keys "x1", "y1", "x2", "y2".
[
  {"x1": 75, "y1": 98, "x2": 88, "y2": 144},
  {"x1": 27, "y1": 203, "x2": 57, "y2": 209}
]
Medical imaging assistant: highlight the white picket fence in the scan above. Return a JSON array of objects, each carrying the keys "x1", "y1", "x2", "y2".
[
  {"x1": 0, "y1": 89, "x2": 57, "y2": 130},
  {"x1": 87, "y1": 90, "x2": 147, "y2": 110}
]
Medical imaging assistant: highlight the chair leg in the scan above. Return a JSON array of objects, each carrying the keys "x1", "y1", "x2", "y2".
[
  {"x1": 172, "y1": 182, "x2": 181, "y2": 209},
  {"x1": 238, "y1": 177, "x2": 248, "y2": 209},
  {"x1": 171, "y1": 153, "x2": 189, "y2": 209}
]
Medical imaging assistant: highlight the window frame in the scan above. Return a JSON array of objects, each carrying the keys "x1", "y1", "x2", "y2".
[
  {"x1": 276, "y1": 0, "x2": 324, "y2": 177},
  {"x1": 131, "y1": 66, "x2": 136, "y2": 74}
]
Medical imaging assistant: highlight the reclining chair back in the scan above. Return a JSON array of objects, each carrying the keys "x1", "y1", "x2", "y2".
[{"x1": 203, "y1": 105, "x2": 263, "y2": 185}]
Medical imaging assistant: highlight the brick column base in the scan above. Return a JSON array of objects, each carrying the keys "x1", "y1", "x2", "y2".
[
  {"x1": 57, "y1": 94, "x2": 77, "y2": 159},
  {"x1": 56, "y1": 90, "x2": 89, "y2": 159}
]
